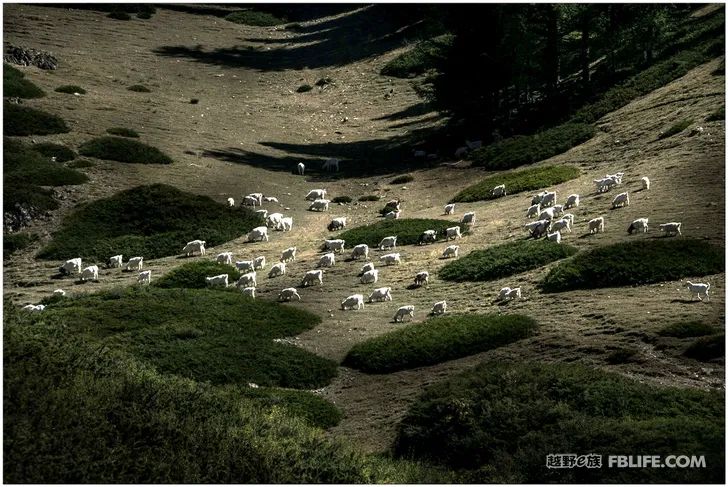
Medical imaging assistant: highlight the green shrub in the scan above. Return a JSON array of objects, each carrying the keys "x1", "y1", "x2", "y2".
[
  {"x1": 4, "y1": 232, "x2": 39, "y2": 255},
  {"x1": 38, "y1": 184, "x2": 264, "y2": 261},
  {"x1": 106, "y1": 127, "x2": 139, "y2": 138},
  {"x1": 450, "y1": 165, "x2": 580, "y2": 203},
  {"x1": 358, "y1": 195, "x2": 381, "y2": 201},
  {"x1": 706, "y1": 106, "x2": 724, "y2": 122},
  {"x1": 67, "y1": 159, "x2": 95, "y2": 169},
  {"x1": 338, "y1": 219, "x2": 465, "y2": 248},
  {"x1": 344, "y1": 314, "x2": 537, "y2": 373},
  {"x1": 541, "y1": 239, "x2": 724, "y2": 293},
  {"x1": 127, "y1": 84, "x2": 151, "y2": 92},
  {"x1": 4, "y1": 101, "x2": 69, "y2": 136},
  {"x1": 393, "y1": 361, "x2": 724, "y2": 482},
  {"x1": 658, "y1": 321, "x2": 719, "y2": 338},
  {"x1": 4, "y1": 138, "x2": 87, "y2": 186},
  {"x1": 32, "y1": 142, "x2": 77, "y2": 162},
  {"x1": 3, "y1": 183, "x2": 58, "y2": 227},
  {"x1": 55, "y1": 85, "x2": 86, "y2": 94},
  {"x1": 4, "y1": 63, "x2": 44, "y2": 98},
  {"x1": 470, "y1": 123, "x2": 595, "y2": 170},
  {"x1": 107, "y1": 10, "x2": 131, "y2": 20},
  {"x1": 225, "y1": 10, "x2": 286, "y2": 26},
  {"x1": 658, "y1": 119, "x2": 692, "y2": 139},
  {"x1": 154, "y1": 261, "x2": 241, "y2": 289},
  {"x1": 237, "y1": 386, "x2": 342, "y2": 428},
  {"x1": 684, "y1": 334, "x2": 725, "y2": 362},
  {"x1": 331, "y1": 195, "x2": 352, "y2": 204},
  {"x1": 439, "y1": 240, "x2": 578, "y2": 282},
  {"x1": 381, "y1": 34, "x2": 454, "y2": 78},
  {"x1": 605, "y1": 347, "x2": 640, "y2": 364},
  {"x1": 78, "y1": 136, "x2": 172, "y2": 164},
  {"x1": 190, "y1": 98, "x2": 199, "y2": 104},
  {"x1": 390, "y1": 174, "x2": 414, "y2": 184},
  {"x1": 296, "y1": 84, "x2": 313, "y2": 93}
]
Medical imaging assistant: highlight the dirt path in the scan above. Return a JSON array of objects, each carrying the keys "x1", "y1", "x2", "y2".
[{"x1": 4, "y1": 5, "x2": 725, "y2": 454}]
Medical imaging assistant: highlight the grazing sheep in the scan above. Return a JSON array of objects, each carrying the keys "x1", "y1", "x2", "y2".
[
  {"x1": 341, "y1": 294, "x2": 364, "y2": 310},
  {"x1": 266, "y1": 212, "x2": 283, "y2": 228},
  {"x1": 368, "y1": 287, "x2": 392, "y2": 303},
  {"x1": 216, "y1": 252, "x2": 233, "y2": 265},
  {"x1": 360, "y1": 269, "x2": 379, "y2": 284},
  {"x1": 564, "y1": 194, "x2": 580, "y2": 209},
  {"x1": 264, "y1": 196, "x2": 279, "y2": 203},
  {"x1": 431, "y1": 301, "x2": 447, "y2": 315},
  {"x1": 280, "y1": 247, "x2": 297, "y2": 263},
  {"x1": 491, "y1": 184, "x2": 506, "y2": 197},
  {"x1": 531, "y1": 191, "x2": 547, "y2": 206},
  {"x1": 505, "y1": 287, "x2": 522, "y2": 300},
  {"x1": 318, "y1": 252, "x2": 336, "y2": 268},
  {"x1": 685, "y1": 281, "x2": 710, "y2": 301},
  {"x1": 108, "y1": 254, "x2": 123, "y2": 268},
  {"x1": 227, "y1": 197, "x2": 235, "y2": 207},
  {"x1": 551, "y1": 204, "x2": 564, "y2": 217},
  {"x1": 241, "y1": 287, "x2": 256, "y2": 298},
  {"x1": 378, "y1": 236, "x2": 397, "y2": 250},
  {"x1": 80, "y1": 265, "x2": 99, "y2": 281},
  {"x1": 461, "y1": 212, "x2": 476, "y2": 224},
  {"x1": 641, "y1": 176, "x2": 650, "y2": 190},
  {"x1": 253, "y1": 256, "x2": 266, "y2": 270},
  {"x1": 380, "y1": 253, "x2": 401, "y2": 265},
  {"x1": 125, "y1": 257, "x2": 144, "y2": 271},
  {"x1": 309, "y1": 199, "x2": 330, "y2": 212},
  {"x1": 611, "y1": 192, "x2": 630, "y2": 209},
  {"x1": 547, "y1": 231, "x2": 561, "y2": 243},
  {"x1": 276, "y1": 216, "x2": 293, "y2": 231},
  {"x1": 442, "y1": 245, "x2": 459, "y2": 258},
  {"x1": 279, "y1": 287, "x2": 302, "y2": 301},
  {"x1": 659, "y1": 222, "x2": 682, "y2": 236},
  {"x1": 498, "y1": 287, "x2": 512, "y2": 300},
  {"x1": 385, "y1": 199, "x2": 401, "y2": 211},
  {"x1": 242, "y1": 195, "x2": 258, "y2": 207},
  {"x1": 301, "y1": 270, "x2": 324, "y2": 287},
  {"x1": 540, "y1": 192, "x2": 556, "y2": 207},
  {"x1": 297, "y1": 162, "x2": 305, "y2": 175},
  {"x1": 305, "y1": 189, "x2": 327, "y2": 201},
  {"x1": 418, "y1": 230, "x2": 437, "y2": 245},
  {"x1": 360, "y1": 262, "x2": 375, "y2": 275},
  {"x1": 384, "y1": 210, "x2": 401, "y2": 220},
  {"x1": 444, "y1": 203, "x2": 456, "y2": 215},
  {"x1": 588, "y1": 216, "x2": 605, "y2": 234},
  {"x1": 561, "y1": 213, "x2": 575, "y2": 226},
  {"x1": 247, "y1": 226, "x2": 269, "y2": 243},
  {"x1": 351, "y1": 244, "x2": 369, "y2": 260},
  {"x1": 393, "y1": 305, "x2": 415, "y2": 323},
  {"x1": 525, "y1": 219, "x2": 551, "y2": 238},
  {"x1": 526, "y1": 203, "x2": 540, "y2": 218},
  {"x1": 551, "y1": 218, "x2": 571, "y2": 234},
  {"x1": 59, "y1": 257, "x2": 82, "y2": 276},
  {"x1": 206, "y1": 274, "x2": 228, "y2": 287},
  {"x1": 248, "y1": 193, "x2": 264, "y2": 206},
  {"x1": 539, "y1": 207, "x2": 557, "y2": 221},
  {"x1": 137, "y1": 270, "x2": 151, "y2": 285},
  {"x1": 53, "y1": 289, "x2": 66, "y2": 296},
  {"x1": 268, "y1": 262, "x2": 286, "y2": 278},
  {"x1": 328, "y1": 217, "x2": 347, "y2": 231},
  {"x1": 183, "y1": 240, "x2": 206, "y2": 257},
  {"x1": 414, "y1": 271, "x2": 429, "y2": 287},
  {"x1": 236, "y1": 271, "x2": 257, "y2": 288},
  {"x1": 324, "y1": 239, "x2": 346, "y2": 253},
  {"x1": 23, "y1": 304, "x2": 46, "y2": 312},
  {"x1": 594, "y1": 177, "x2": 618, "y2": 193},
  {"x1": 627, "y1": 218, "x2": 649, "y2": 234},
  {"x1": 236, "y1": 260, "x2": 255, "y2": 272}
]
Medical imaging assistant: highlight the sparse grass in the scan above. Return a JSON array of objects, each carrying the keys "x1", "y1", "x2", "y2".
[
  {"x1": 32, "y1": 142, "x2": 77, "y2": 162},
  {"x1": 658, "y1": 321, "x2": 719, "y2": 338},
  {"x1": 338, "y1": 219, "x2": 465, "y2": 248},
  {"x1": 296, "y1": 84, "x2": 313, "y2": 93},
  {"x1": 440, "y1": 240, "x2": 578, "y2": 282},
  {"x1": 38, "y1": 184, "x2": 263, "y2": 261},
  {"x1": 706, "y1": 106, "x2": 724, "y2": 122},
  {"x1": 343, "y1": 314, "x2": 537, "y2": 373},
  {"x1": 4, "y1": 101, "x2": 69, "y2": 136},
  {"x1": 107, "y1": 10, "x2": 131, "y2": 20},
  {"x1": 606, "y1": 347, "x2": 640, "y2": 364},
  {"x1": 684, "y1": 334, "x2": 725, "y2": 362},
  {"x1": 541, "y1": 240, "x2": 723, "y2": 293},
  {"x1": 225, "y1": 10, "x2": 286, "y2": 26},
  {"x1": 4, "y1": 232, "x2": 39, "y2": 255},
  {"x1": 470, "y1": 123, "x2": 595, "y2": 170},
  {"x1": 358, "y1": 195, "x2": 381, "y2": 202},
  {"x1": 127, "y1": 84, "x2": 151, "y2": 93},
  {"x1": 78, "y1": 136, "x2": 172, "y2": 164},
  {"x1": 4, "y1": 63, "x2": 44, "y2": 98},
  {"x1": 154, "y1": 261, "x2": 241, "y2": 289},
  {"x1": 331, "y1": 195, "x2": 352, "y2": 204},
  {"x1": 394, "y1": 362, "x2": 724, "y2": 482},
  {"x1": 67, "y1": 159, "x2": 95, "y2": 169},
  {"x1": 106, "y1": 127, "x2": 139, "y2": 138},
  {"x1": 450, "y1": 165, "x2": 580, "y2": 203},
  {"x1": 658, "y1": 119, "x2": 692, "y2": 139},
  {"x1": 390, "y1": 174, "x2": 414, "y2": 184},
  {"x1": 381, "y1": 34, "x2": 454, "y2": 78},
  {"x1": 55, "y1": 85, "x2": 86, "y2": 94}
]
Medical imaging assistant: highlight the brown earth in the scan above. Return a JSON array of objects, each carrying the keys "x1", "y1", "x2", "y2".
[{"x1": 4, "y1": 5, "x2": 725, "y2": 454}]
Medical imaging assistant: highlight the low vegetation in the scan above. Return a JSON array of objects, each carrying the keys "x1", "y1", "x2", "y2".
[
  {"x1": 127, "y1": 84, "x2": 151, "y2": 92},
  {"x1": 331, "y1": 195, "x2": 352, "y2": 204},
  {"x1": 381, "y1": 34, "x2": 454, "y2": 78},
  {"x1": 4, "y1": 101, "x2": 69, "y2": 136},
  {"x1": 296, "y1": 84, "x2": 313, "y2": 93},
  {"x1": 450, "y1": 165, "x2": 580, "y2": 203},
  {"x1": 55, "y1": 85, "x2": 86, "y2": 94},
  {"x1": 658, "y1": 119, "x2": 692, "y2": 139},
  {"x1": 154, "y1": 261, "x2": 241, "y2": 289},
  {"x1": 4, "y1": 63, "x2": 44, "y2": 98},
  {"x1": 390, "y1": 174, "x2": 414, "y2": 184},
  {"x1": 394, "y1": 362, "x2": 724, "y2": 482},
  {"x1": 67, "y1": 159, "x2": 95, "y2": 169},
  {"x1": 338, "y1": 219, "x2": 465, "y2": 248},
  {"x1": 658, "y1": 321, "x2": 719, "y2": 338},
  {"x1": 440, "y1": 240, "x2": 578, "y2": 282},
  {"x1": 469, "y1": 123, "x2": 595, "y2": 170},
  {"x1": 605, "y1": 347, "x2": 640, "y2": 364},
  {"x1": 78, "y1": 136, "x2": 172, "y2": 164},
  {"x1": 684, "y1": 334, "x2": 725, "y2": 362},
  {"x1": 344, "y1": 314, "x2": 537, "y2": 373},
  {"x1": 38, "y1": 184, "x2": 263, "y2": 261},
  {"x1": 225, "y1": 9, "x2": 286, "y2": 26},
  {"x1": 106, "y1": 127, "x2": 139, "y2": 138},
  {"x1": 358, "y1": 195, "x2": 381, "y2": 202},
  {"x1": 32, "y1": 142, "x2": 77, "y2": 162},
  {"x1": 706, "y1": 106, "x2": 724, "y2": 122},
  {"x1": 5, "y1": 138, "x2": 87, "y2": 187},
  {"x1": 4, "y1": 232, "x2": 39, "y2": 256},
  {"x1": 541, "y1": 239, "x2": 723, "y2": 293},
  {"x1": 107, "y1": 10, "x2": 131, "y2": 20}
]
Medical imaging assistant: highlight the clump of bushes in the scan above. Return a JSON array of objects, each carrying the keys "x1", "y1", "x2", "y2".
[
  {"x1": 381, "y1": 34, "x2": 454, "y2": 78},
  {"x1": 296, "y1": 84, "x2": 313, "y2": 93},
  {"x1": 540, "y1": 239, "x2": 723, "y2": 293},
  {"x1": 4, "y1": 232, "x2": 39, "y2": 256},
  {"x1": 78, "y1": 136, "x2": 172, "y2": 164},
  {"x1": 225, "y1": 10, "x2": 286, "y2": 26},
  {"x1": 38, "y1": 184, "x2": 263, "y2": 261},
  {"x1": 127, "y1": 84, "x2": 151, "y2": 92},
  {"x1": 315, "y1": 77, "x2": 333, "y2": 87},
  {"x1": 5, "y1": 138, "x2": 87, "y2": 186},
  {"x1": 440, "y1": 240, "x2": 578, "y2": 282},
  {"x1": 390, "y1": 174, "x2": 414, "y2": 184},
  {"x1": 32, "y1": 142, "x2": 77, "y2": 162},
  {"x1": 107, "y1": 10, "x2": 131, "y2": 20},
  {"x1": 450, "y1": 165, "x2": 580, "y2": 203},
  {"x1": 358, "y1": 195, "x2": 381, "y2": 202},
  {"x1": 4, "y1": 63, "x2": 44, "y2": 98},
  {"x1": 154, "y1": 261, "x2": 241, "y2": 289},
  {"x1": 684, "y1": 334, "x2": 725, "y2": 362},
  {"x1": 393, "y1": 361, "x2": 724, "y2": 482},
  {"x1": 606, "y1": 347, "x2": 640, "y2": 364},
  {"x1": 470, "y1": 123, "x2": 595, "y2": 170},
  {"x1": 344, "y1": 314, "x2": 537, "y2": 373},
  {"x1": 658, "y1": 321, "x2": 719, "y2": 338},
  {"x1": 190, "y1": 98, "x2": 199, "y2": 104},
  {"x1": 706, "y1": 106, "x2": 724, "y2": 122},
  {"x1": 658, "y1": 119, "x2": 692, "y2": 139},
  {"x1": 67, "y1": 159, "x2": 95, "y2": 169},
  {"x1": 4, "y1": 101, "x2": 69, "y2": 136},
  {"x1": 338, "y1": 219, "x2": 464, "y2": 248},
  {"x1": 331, "y1": 195, "x2": 352, "y2": 204},
  {"x1": 55, "y1": 85, "x2": 86, "y2": 94},
  {"x1": 106, "y1": 127, "x2": 140, "y2": 138}
]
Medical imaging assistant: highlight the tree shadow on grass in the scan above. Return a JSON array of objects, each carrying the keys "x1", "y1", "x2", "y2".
[{"x1": 670, "y1": 299, "x2": 704, "y2": 304}]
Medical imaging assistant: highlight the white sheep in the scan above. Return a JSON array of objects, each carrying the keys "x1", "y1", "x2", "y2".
[
  {"x1": 236, "y1": 260, "x2": 255, "y2": 272},
  {"x1": 280, "y1": 247, "x2": 297, "y2": 263},
  {"x1": 659, "y1": 222, "x2": 682, "y2": 236},
  {"x1": 301, "y1": 270, "x2": 323, "y2": 287},
  {"x1": 309, "y1": 198, "x2": 330, "y2": 212},
  {"x1": 564, "y1": 194, "x2": 580, "y2": 209},
  {"x1": 551, "y1": 218, "x2": 571, "y2": 234},
  {"x1": 322, "y1": 158, "x2": 340, "y2": 172},
  {"x1": 445, "y1": 226, "x2": 462, "y2": 240},
  {"x1": 247, "y1": 226, "x2": 269, "y2": 243},
  {"x1": 525, "y1": 219, "x2": 550, "y2": 238},
  {"x1": 627, "y1": 218, "x2": 649, "y2": 234},
  {"x1": 206, "y1": 274, "x2": 228, "y2": 287},
  {"x1": 539, "y1": 207, "x2": 557, "y2": 221},
  {"x1": 80, "y1": 265, "x2": 99, "y2": 282},
  {"x1": 324, "y1": 239, "x2": 346, "y2": 253},
  {"x1": 368, "y1": 287, "x2": 392, "y2": 303},
  {"x1": 531, "y1": 191, "x2": 547, "y2": 206},
  {"x1": 685, "y1": 281, "x2": 710, "y2": 301},
  {"x1": 547, "y1": 231, "x2": 561, "y2": 243},
  {"x1": 241, "y1": 287, "x2": 256, "y2": 298},
  {"x1": 276, "y1": 216, "x2": 293, "y2": 231},
  {"x1": 378, "y1": 236, "x2": 397, "y2": 250},
  {"x1": 341, "y1": 294, "x2": 364, "y2": 310},
  {"x1": 248, "y1": 193, "x2": 264, "y2": 206},
  {"x1": 444, "y1": 203, "x2": 456, "y2": 215},
  {"x1": 641, "y1": 176, "x2": 650, "y2": 191},
  {"x1": 360, "y1": 262, "x2": 375, "y2": 275},
  {"x1": 297, "y1": 162, "x2": 305, "y2": 175},
  {"x1": 414, "y1": 271, "x2": 429, "y2": 287},
  {"x1": 137, "y1": 270, "x2": 151, "y2": 285},
  {"x1": 540, "y1": 192, "x2": 556, "y2": 207},
  {"x1": 351, "y1": 244, "x2": 369, "y2": 260},
  {"x1": 254, "y1": 256, "x2": 266, "y2": 270},
  {"x1": 243, "y1": 195, "x2": 259, "y2": 207},
  {"x1": 442, "y1": 245, "x2": 459, "y2": 258},
  {"x1": 182, "y1": 240, "x2": 206, "y2": 256},
  {"x1": 498, "y1": 287, "x2": 511, "y2": 300},
  {"x1": 505, "y1": 287, "x2": 522, "y2": 300},
  {"x1": 461, "y1": 212, "x2": 476, "y2": 224},
  {"x1": 318, "y1": 252, "x2": 336, "y2": 268},
  {"x1": 279, "y1": 287, "x2": 302, "y2": 301},
  {"x1": 216, "y1": 252, "x2": 233, "y2": 265},
  {"x1": 418, "y1": 230, "x2": 437, "y2": 245},
  {"x1": 328, "y1": 217, "x2": 347, "y2": 231},
  {"x1": 264, "y1": 196, "x2": 279, "y2": 203},
  {"x1": 59, "y1": 257, "x2": 82, "y2": 276},
  {"x1": 526, "y1": 203, "x2": 540, "y2": 218},
  {"x1": 561, "y1": 213, "x2": 575, "y2": 227},
  {"x1": 491, "y1": 184, "x2": 506, "y2": 197},
  {"x1": 431, "y1": 301, "x2": 447, "y2": 315},
  {"x1": 256, "y1": 209, "x2": 269, "y2": 219},
  {"x1": 588, "y1": 216, "x2": 605, "y2": 234},
  {"x1": 384, "y1": 210, "x2": 401, "y2": 220},
  {"x1": 266, "y1": 212, "x2": 283, "y2": 228},
  {"x1": 125, "y1": 256, "x2": 144, "y2": 271},
  {"x1": 360, "y1": 269, "x2": 379, "y2": 284},
  {"x1": 380, "y1": 253, "x2": 401, "y2": 266},
  {"x1": 268, "y1": 262, "x2": 286, "y2": 278},
  {"x1": 53, "y1": 289, "x2": 66, "y2": 297},
  {"x1": 393, "y1": 305, "x2": 415, "y2": 323},
  {"x1": 227, "y1": 197, "x2": 235, "y2": 207},
  {"x1": 305, "y1": 189, "x2": 327, "y2": 201},
  {"x1": 108, "y1": 254, "x2": 123, "y2": 268},
  {"x1": 237, "y1": 271, "x2": 257, "y2": 288},
  {"x1": 611, "y1": 192, "x2": 630, "y2": 209},
  {"x1": 23, "y1": 304, "x2": 46, "y2": 312}
]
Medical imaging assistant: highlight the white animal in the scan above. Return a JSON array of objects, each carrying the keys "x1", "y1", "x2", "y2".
[
  {"x1": 322, "y1": 158, "x2": 340, "y2": 172},
  {"x1": 183, "y1": 240, "x2": 206, "y2": 256},
  {"x1": 611, "y1": 192, "x2": 630, "y2": 208},
  {"x1": 418, "y1": 229, "x2": 437, "y2": 245},
  {"x1": 23, "y1": 304, "x2": 46, "y2": 312},
  {"x1": 659, "y1": 222, "x2": 682, "y2": 236},
  {"x1": 276, "y1": 216, "x2": 293, "y2": 231},
  {"x1": 431, "y1": 301, "x2": 447, "y2": 315},
  {"x1": 243, "y1": 195, "x2": 258, "y2": 207},
  {"x1": 498, "y1": 287, "x2": 512, "y2": 300},
  {"x1": 526, "y1": 203, "x2": 540, "y2": 218},
  {"x1": 279, "y1": 287, "x2": 302, "y2": 301},
  {"x1": 414, "y1": 271, "x2": 429, "y2": 287},
  {"x1": 393, "y1": 305, "x2": 415, "y2": 323},
  {"x1": 227, "y1": 197, "x2": 235, "y2": 207},
  {"x1": 444, "y1": 203, "x2": 456, "y2": 215},
  {"x1": 309, "y1": 199, "x2": 330, "y2": 212},
  {"x1": 547, "y1": 231, "x2": 561, "y2": 243},
  {"x1": 465, "y1": 139, "x2": 482, "y2": 150},
  {"x1": 539, "y1": 208, "x2": 557, "y2": 220},
  {"x1": 561, "y1": 213, "x2": 575, "y2": 226},
  {"x1": 551, "y1": 218, "x2": 571, "y2": 233},
  {"x1": 454, "y1": 146, "x2": 469, "y2": 158},
  {"x1": 241, "y1": 287, "x2": 256, "y2": 298},
  {"x1": 685, "y1": 281, "x2": 710, "y2": 301},
  {"x1": 53, "y1": 289, "x2": 66, "y2": 296},
  {"x1": 524, "y1": 219, "x2": 550, "y2": 238},
  {"x1": 268, "y1": 262, "x2": 286, "y2": 278},
  {"x1": 360, "y1": 269, "x2": 379, "y2": 284},
  {"x1": 297, "y1": 162, "x2": 305, "y2": 175},
  {"x1": 247, "y1": 226, "x2": 269, "y2": 243},
  {"x1": 328, "y1": 217, "x2": 347, "y2": 231},
  {"x1": 380, "y1": 253, "x2": 401, "y2": 265},
  {"x1": 551, "y1": 204, "x2": 564, "y2": 217},
  {"x1": 266, "y1": 212, "x2": 283, "y2": 228},
  {"x1": 594, "y1": 177, "x2": 618, "y2": 193},
  {"x1": 368, "y1": 287, "x2": 392, "y2": 303},
  {"x1": 324, "y1": 239, "x2": 346, "y2": 253},
  {"x1": 256, "y1": 209, "x2": 268, "y2": 219},
  {"x1": 280, "y1": 247, "x2": 297, "y2": 262},
  {"x1": 627, "y1": 218, "x2": 649, "y2": 234},
  {"x1": 505, "y1": 287, "x2": 522, "y2": 300},
  {"x1": 137, "y1": 270, "x2": 151, "y2": 285},
  {"x1": 301, "y1": 270, "x2": 323, "y2": 287},
  {"x1": 442, "y1": 245, "x2": 459, "y2": 258},
  {"x1": 125, "y1": 257, "x2": 144, "y2": 271},
  {"x1": 641, "y1": 176, "x2": 650, "y2": 190},
  {"x1": 318, "y1": 252, "x2": 336, "y2": 268},
  {"x1": 540, "y1": 192, "x2": 556, "y2": 207},
  {"x1": 588, "y1": 216, "x2": 605, "y2": 234},
  {"x1": 236, "y1": 260, "x2": 255, "y2": 272},
  {"x1": 248, "y1": 193, "x2": 264, "y2": 206},
  {"x1": 384, "y1": 210, "x2": 401, "y2": 220},
  {"x1": 531, "y1": 191, "x2": 547, "y2": 206},
  {"x1": 263, "y1": 196, "x2": 279, "y2": 203},
  {"x1": 379, "y1": 236, "x2": 397, "y2": 250},
  {"x1": 108, "y1": 255, "x2": 123, "y2": 268},
  {"x1": 445, "y1": 226, "x2": 462, "y2": 240},
  {"x1": 237, "y1": 271, "x2": 257, "y2": 288},
  {"x1": 80, "y1": 265, "x2": 98, "y2": 282},
  {"x1": 216, "y1": 252, "x2": 233, "y2": 265},
  {"x1": 564, "y1": 194, "x2": 580, "y2": 209},
  {"x1": 341, "y1": 294, "x2": 364, "y2": 310},
  {"x1": 305, "y1": 189, "x2": 327, "y2": 201},
  {"x1": 360, "y1": 262, "x2": 375, "y2": 275},
  {"x1": 385, "y1": 199, "x2": 401, "y2": 211},
  {"x1": 59, "y1": 257, "x2": 82, "y2": 276},
  {"x1": 351, "y1": 244, "x2": 369, "y2": 260},
  {"x1": 461, "y1": 212, "x2": 476, "y2": 224},
  {"x1": 491, "y1": 184, "x2": 506, "y2": 197},
  {"x1": 206, "y1": 274, "x2": 228, "y2": 287}
]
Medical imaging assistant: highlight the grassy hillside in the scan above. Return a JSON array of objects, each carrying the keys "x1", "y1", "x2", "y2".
[{"x1": 338, "y1": 219, "x2": 465, "y2": 248}]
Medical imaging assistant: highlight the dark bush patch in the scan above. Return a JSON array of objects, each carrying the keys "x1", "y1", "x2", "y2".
[
  {"x1": 78, "y1": 136, "x2": 172, "y2": 164},
  {"x1": 440, "y1": 240, "x2": 578, "y2": 282},
  {"x1": 296, "y1": 84, "x2": 313, "y2": 93},
  {"x1": 451, "y1": 165, "x2": 580, "y2": 203},
  {"x1": 338, "y1": 219, "x2": 465, "y2": 248},
  {"x1": 684, "y1": 334, "x2": 725, "y2": 362},
  {"x1": 315, "y1": 77, "x2": 333, "y2": 87},
  {"x1": 4, "y1": 232, "x2": 39, "y2": 256},
  {"x1": 358, "y1": 195, "x2": 381, "y2": 202},
  {"x1": 67, "y1": 159, "x2": 96, "y2": 169},
  {"x1": 4, "y1": 63, "x2": 44, "y2": 98},
  {"x1": 55, "y1": 85, "x2": 86, "y2": 94},
  {"x1": 105, "y1": 127, "x2": 140, "y2": 138},
  {"x1": 225, "y1": 9, "x2": 286, "y2": 26},
  {"x1": 154, "y1": 261, "x2": 241, "y2": 289},
  {"x1": 390, "y1": 174, "x2": 414, "y2": 184},
  {"x1": 658, "y1": 119, "x2": 692, "y2": 139},
  {"x1": 4, "y1": 138, "x2": 87, "y2": 186},
  {"x1": 331, "y1": 195, "x2": 352, "y2": 204},
  {"x1": 190, "y1": 98, "x2": 199, "y2": 104},
  {"x1": 127, "y1": 84, "x2": 151, "y2": 92},
  {"x1": 706, "y1": 106, "x2": 724, "y2": 122},
  {"x1": 344, "y1": 314, "x2": 537, "y2": 373},
  {"x1": 4, "y1": 101, "x2": 69, "y2": 136},
  {"x1": 32, "y1": 143, "x2": 77, "y2": 162},
  {"x1": 381, "y1": 34, "x2": 454, "y2": 78},
  {"x1": 606, "y1": 347, "x2": 640, "y2": 364},
  {"x1": 540, "y1": 240, "x2": 724, "y2": 293},
  {"x1": 658, "y1": 321, "x2": 719, "y2": 338},
  {"x1": 107, "y1": 10, "x2": 131, "y2": 20}
]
